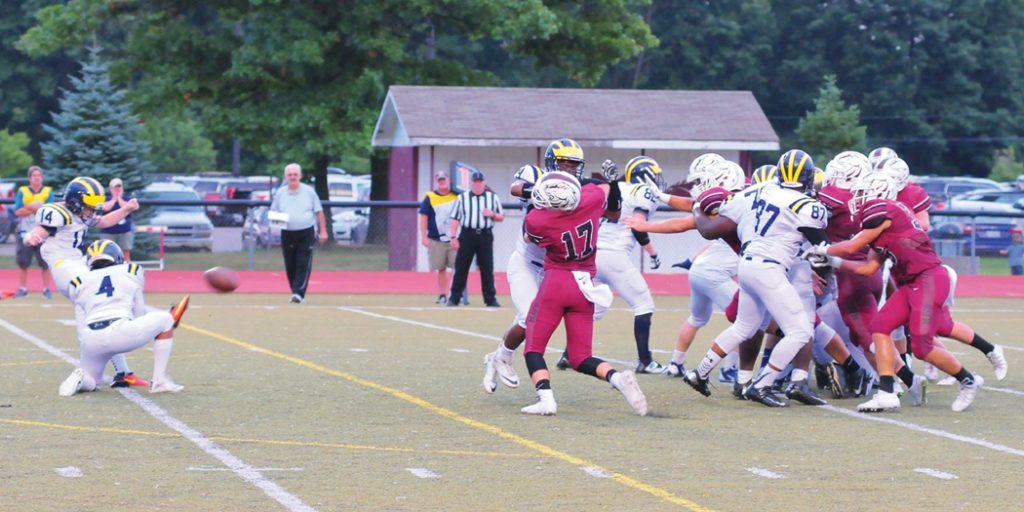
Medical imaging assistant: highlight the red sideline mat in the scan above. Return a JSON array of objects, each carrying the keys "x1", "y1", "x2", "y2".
[{"x1": 2, "y1": 270, "x2": 1021, "y2": 298}]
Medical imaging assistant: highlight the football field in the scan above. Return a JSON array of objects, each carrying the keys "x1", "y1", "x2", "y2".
[{"x1": 2, "y1": 293, "x2": 1022, "y2": 511}]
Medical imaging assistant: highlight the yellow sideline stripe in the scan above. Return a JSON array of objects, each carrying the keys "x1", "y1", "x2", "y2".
[
  {"x1": 182, "y1": 323, "x2": 716, "y2": 512},
  {"x1": 0, "y1": 418, "x2": 533, "y2": 459}
]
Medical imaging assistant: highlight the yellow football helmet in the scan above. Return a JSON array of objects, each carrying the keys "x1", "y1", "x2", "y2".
[{"x1": 543, "y1": 138, "x2": 585, "y2": 178}]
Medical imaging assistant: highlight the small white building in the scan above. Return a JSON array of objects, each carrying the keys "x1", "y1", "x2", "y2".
[{"x1": 372, "y1": 85, "x2": 779, "y2": 271}]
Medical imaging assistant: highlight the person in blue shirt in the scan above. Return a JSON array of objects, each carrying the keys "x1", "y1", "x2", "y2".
[
  {"x1": 1003, "y1": 230, "x2": 1024, "y2": 275},
  {"x1": 100, "y1": 178, "x2": 135, "y2": 261}
]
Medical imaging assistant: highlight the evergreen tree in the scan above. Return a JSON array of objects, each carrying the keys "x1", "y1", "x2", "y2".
[
  {"x1": 41, "y1": 46, "x2": 153, "y2": 192},
  {"x1": 0, "y1": 128, "x2": 32, "y2": 177},
  {"x1": 795, "y1": 75, "x2": 868, "y2": 164}
]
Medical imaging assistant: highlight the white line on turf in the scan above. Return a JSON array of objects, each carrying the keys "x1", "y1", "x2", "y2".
[
  {"x1": 450, "y1": 348, "x2": 471, "y2": 353},
  {"x1": 914, "y1": 468, "x2": 958, "y2": 480},
  {"x1": 0, "y1": 318, "x2": 317, "y2": 512},
  {"x1": 188, "y1": 466, "x2": 305, "y2": 472},
  {"x1": 54, "y1": 466, "x2": 83, "y2": 478},
  {"x1": 745, "y1": 468, "x2": 785, "y2": 479},
  {"x1": 821, "y1": 405, "x2": 1024, "y2": 458},
  {"x1": 405, "y1": 468, "x2": 441, "y2": 479},
  {"x1": 581, "y1": 467, "x2": 612, "y2": 478},
  {"x1": 349, "y1": 348, "x2": 369, "y2": 352},
  {"x1": 984, "y1": 386, "x2": 1024, "y2": 397}
]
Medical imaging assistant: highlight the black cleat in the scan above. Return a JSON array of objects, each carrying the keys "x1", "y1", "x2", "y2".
[
  {"x1": 744, "y1": 384, "x2": 788, "y2": 407},
  {"x1": 732, "y1": 381, "x2": 748, "y2": 400},
  {"x1": 785, "y1": 380, "x2": 828, "y2": 405},
  {"x1": 825, "y1": 362, "x2": 848, "y2": 399},
  {"x1": 815, "y1": 362, "x2": 832, "y2": 391},
  {"x1": 555, "y1": 352, "x2": 570, "y2": 370},
  {"x1": 683, "y1": 370, "x2": 712, "y2": 397},
  {"x1": 846, "y1": 367, "x2": 873, "y2": 397}
]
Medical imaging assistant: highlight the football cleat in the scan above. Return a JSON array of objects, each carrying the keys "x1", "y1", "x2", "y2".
[
  {"x1": 664, "y1": 361, "x2": 686, "y2": 378},
  {"x1": 612, "y1": 370, "x2": 648, "y2": 416},
  {"x1": 986, "y1": 346, "x2": 1008, "y2": 381},
  {"x1": 14, "y1": 288, "x2": 28, "y2": 298},
  {"x1": 815, "y1": 362, "x2": 832, "y2": 391},
  {"x1": 857, "y1": 390, "x2": 901, "y2": 412},
  {"x1": 923, "y1": 362, "x2": 940, "y2": 381},
  {"x1": 59, "y1": 368, "x2": 85, "y2": 397},
  {"x1": 845, "y1": 366, "x2": 874, "y2": 397},
  {"x1": 636, "y1": 360, "x2": 666, "y2": 374},
  {"x1": 482, "y1": 353, "x2": 498, "y2": 394},
  {"x1": 717, "y1": 366, "x2": 738, "y2": 384},
  {"x1": 111, "y1": 372, "x2": 150, "y2": 389},
  {"x1": 170, "y1": 294, "x2": 190, "y2": 328},
  {"x1": 745, "y1": 384, "x2": 788, "y2": 407},
  {"x1": 824, "y1": 362, "x2": 847, "y2": 398},
  {"x1": 555, "y1": 352, "x2": 570, "y2": 370},
  {"x1": 908, "y1": 375, "x2": 927, "y2": 406},
  {"x1": 682, "y1": 370, "x2": 712, "y2": 397},
  {"x1": 936, "y1": 375, "x2": 957, "y2": 386},
  {"x1": 952, "y1": 375, "x2": 983, "y2": 412},
  {"x1": 786, "y1": 380, "x2": 828, "y2": 405},
  {"x1": 42, "y1": 288, "x2": 54, "y2": 300},
  {"x1": 150, "y1": 378, "x2": 184, "y2": 394},
  {"x1": 494, "y1": 357, "x2": 520, "y2": 388},
  {"x1": 732, "y1": 381, "x2": 748, "y2": 400},
  {"x1": 521, "y1": 389, "x2": 557, "y2": 415}
]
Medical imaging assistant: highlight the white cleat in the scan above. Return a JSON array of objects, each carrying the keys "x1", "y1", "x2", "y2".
[
  {"x1": 923, "y1": 362, "x2": 940, "y2": 381},
  {"x1": 482, "y1": 353, "x2": 498, "y2": 394},
  {"x1": 521, "y1": 389, "x2": 557, "y2": 415},
  {"x1": 908, "y1": 375, "x2": 927, "y2": 406},
  {"x1": 612, "y1": 370, "x2": 648, "y2": 416},
  {"x1": 986, "y1": 346, "x2": 1008, "y2": 381},
  {"x1": 857, "y1": 390, "x2": 901, "y2": 412},
  {"x1": 952, "y1": 375, "x2": 983, "y2": 412},
  {"x1": 59, "y1": 368, "x2": 85, "y2": 397},
  {"x1": 494, "y1": 356, "x2": 520, "y2": 388},
  {"x1": 936, "y1": 375, "x2": 957, "y2": 386},
  {"x1": 150, "y1": 379, "x2": 184, "y2": 394}
]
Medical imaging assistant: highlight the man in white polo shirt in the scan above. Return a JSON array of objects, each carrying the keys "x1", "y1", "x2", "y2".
[{"x1": 270, "y1": 163, "x2": 328, "y2": 303}]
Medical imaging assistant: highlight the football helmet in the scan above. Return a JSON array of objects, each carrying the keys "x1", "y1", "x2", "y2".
[
  {"x1": 532, "y1": 171, "x2": 582, "y2": 211},
  {"x1": 624, "y1": 156, "x2": 665, "y2": 190},
  {"x1": 86, "y1": 239, "x2": 125, "y2": 268},
  {"x1": 776, "y1": 149, "x2": 816, "y2": 194},
  {"x1": 877, "y1": 157, "x2": 910, "y2": 190},
  {"x1": 814, "y1": 168, "x2": 826, "y2": 193},
  {"x1": 687, "y1": 153, "x2": 725, "y2": 183},
  {"x1": 848, "y1": 173, "x2": 897, "y2": 216},
  {"x1": 543, "y1": 139, "x2": 585, "y2": 179},
  {"x1": 751, "y1": 164, "x2": 779, "y2": 185},
  {"x1": 63, "y1": 177, "x2": 106, "y2": 215},
  {"x1": 868, "y1": 147, "x2": 897, "y2": 170},
  {"x1": 825, "y1": 151, "x2": 871, "y2": 190},
  {"x1": 513, "y1": 164, "x2": 545, "y2": 204},
  {"x1": 698, "y1": 160, "x2": 745, "y2": 193}
]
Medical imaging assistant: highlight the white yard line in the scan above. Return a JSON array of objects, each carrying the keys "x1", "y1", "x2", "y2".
[
  {"x1": 745, "y1": 467, "x2": 785, "y2": 479},
  {"x1": 913, "y1": 468, "x2": 958, "y2": 480},
  {"x1": 405, "y1": 468, "x2": 441, "y2": 479},
  {"x1": 984, "y1": 386, "x2": 1024, "y2": 397},
  {"x1": 0, "y1": 318, "x2": 317, "y2": 512},
  {"x1": 581, "y1": 467, "x2": 612, "y2": 478},
  {"x1": 188, "y1": 466, "x2": 305, "y2": 472}
]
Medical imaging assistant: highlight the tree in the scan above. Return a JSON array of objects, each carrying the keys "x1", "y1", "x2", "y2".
[
  {"x1": 138, "y1": 114, "x2": 217, "y2": 174},
  {"x1": 0, "y1": 129, "x2": 33, "y2": 176},
  {"x1": 795, "y1": 75, "x2": 868, "y2": 164},
  {"x1": 989, "y1": 147, "x2": 1024, "y2": 183},
  {"x1": 41, "y1": 47, "x2": 154, "y2": 191}
]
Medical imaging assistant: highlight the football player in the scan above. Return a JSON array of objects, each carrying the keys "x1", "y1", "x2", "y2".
[
  {"x1": 24, "y1": 177, "x2": 147, "y2": 388},
  {"x1": 58, "y1": 240, "x2": 190, "y2": 396},
  {"x1": 811, "y1": 173, "x2": 1006, "y2": 411},
  {"x1": 519, "y1": 171, "x2": 647, "y2": 416}
]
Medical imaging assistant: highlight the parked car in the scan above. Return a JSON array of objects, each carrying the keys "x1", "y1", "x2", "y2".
[
  {"x1": 931, "y1": 212, "x2": 1022, "y2": 255},
  {"x1": 0, "y1": 179, "x2": 21, "y2": 243},
  {"x1": 138, "y1": 183, "x2": 215, "y2": 251},
  {"x1": 914, "y1": 176, "x2": 1005, "y2": 210},
  {"x1": 241, "y1": 206, "x2": 282, "y2": 249},
  {"x1": 332, "y1": 208, "x2": 369, "y2": 244},
  {"x1": 947, "y1": 190, "x2": 1024, "y2": 211}
]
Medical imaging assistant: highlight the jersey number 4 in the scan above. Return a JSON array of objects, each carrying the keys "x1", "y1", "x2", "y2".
[
  {"x1": 96, "y1": 276, "x2": 115, "y2": 297},
  {"x1": 560, "y1": 220, "x2": 595, "y2": 260}
]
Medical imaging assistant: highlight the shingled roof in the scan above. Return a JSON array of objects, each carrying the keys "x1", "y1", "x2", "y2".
[{"x1": 372, "y1": 85, "x2": 779, "y2": 150}]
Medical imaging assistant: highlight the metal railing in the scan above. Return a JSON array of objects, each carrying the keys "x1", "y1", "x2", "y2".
[{"x1": 930, "y1": 209, "x2": 1024, "y2": 260}]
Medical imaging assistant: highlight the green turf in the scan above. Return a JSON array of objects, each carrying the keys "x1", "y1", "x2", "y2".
[{"x1": 1, "y1": 294, "x2": 1021, "y2": 511}]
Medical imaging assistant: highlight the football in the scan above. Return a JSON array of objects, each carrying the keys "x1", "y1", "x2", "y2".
[{"x1": 203, "y1": 266, "x2": 239, "y2": 293}]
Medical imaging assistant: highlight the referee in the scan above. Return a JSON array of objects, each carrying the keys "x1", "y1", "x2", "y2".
[{"x1": 448, "y1": 171, "x2": 504, "y2": 307}]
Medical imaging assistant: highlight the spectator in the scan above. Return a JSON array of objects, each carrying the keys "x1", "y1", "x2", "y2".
[
  {"x1": 100, "y1": 178, "x2": 135, "y2": 261},
  {"x1": 270, "y1": 163, "x2": 328, "y2": 304},
  {"x1": 418, "y1": 170, "x2": 459, "y2": 304},
  {"x1": 448, "y1": 171, "x2": 504, "y2": 307},
  {"x1": 13, "y1": 166, "x2": 57, "y2": 298},
  {"x1": 1003, "y1": 229, "x2": 1023, "y2": 275}
]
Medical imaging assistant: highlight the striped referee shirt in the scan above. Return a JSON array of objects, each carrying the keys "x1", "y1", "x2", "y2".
[{"x1": 450, "y1": 190, "x2": 503, "y2": 230}]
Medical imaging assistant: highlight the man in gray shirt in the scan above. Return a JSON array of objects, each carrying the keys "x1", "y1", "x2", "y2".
[{"x1": 270, "y1": 163, "x2": 327, "y2": 303}]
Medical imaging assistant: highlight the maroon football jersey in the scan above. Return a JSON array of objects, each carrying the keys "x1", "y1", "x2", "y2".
[
  {"x1": 697, "y1": 186, "x2": 742, "y2": 253},
  {"x1": 525, "y1": 184, "x2": 606, "y2": 273},
  {"x1": 897, "y1": 182, "x2": 931, "y2": 213},
  {"x1": 819, "y1": 185, "x2": 868, "y2": 260},
  {"x1": 858, "y1": 199, "x2": 942, "y2": 285}
]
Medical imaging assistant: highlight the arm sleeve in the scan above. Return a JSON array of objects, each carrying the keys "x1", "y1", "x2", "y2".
[
  {"x1": 13, "y1": 189, "x2": 24, "y2": 210},
  {"x1": 606, "y1": 182, "x2": 623, "y2": 213},
  {"x1": 450, "y1": 195, "x2": 463, "y2": 221},
  {"x1": 492, "y1": 193, "x2": 502, "y2": 214},
  {"x1": 310, "y1": 187, "x2": 323, "y2": 213},
  {"x1": 631, "y1": 229, "x2": 651, "y2": 246},
  {"x1": 418, "y1": 195, "x2": 431, "y2": 215},
  {"x1": 798, "y1": 226, "x2": 829, "y2": 246}
]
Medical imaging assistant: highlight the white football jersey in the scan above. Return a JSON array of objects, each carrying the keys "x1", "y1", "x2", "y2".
[
  {"x1": 718, "y1": 182, "x2": 766, "y2": 245},
  {"x1": 70, "y1": 263, "x2": 147, "y2": 325},
  {"x1": 597, "y1": 182, "x2": 659, "y2": 252},
  {"x1": 691, "y1": 239, "x2": 739, "y2": 278},
  {"x1": 37, "y1": 203, "x2": 98, "y2": 265},
  {"x1": 736, "y1": 183, "x2": 827, "y2": 268},
  {"x1": 515, "y1": 206, "x2": 547, "y2": 264}
]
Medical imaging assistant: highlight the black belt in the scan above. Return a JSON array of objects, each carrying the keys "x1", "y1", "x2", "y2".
[
  {"x1": 529, "y1": 260, "x2": 543, "y2": 269},
  {"x1": 465, "y1": 228, "x2": 492, "y2": 234},
  {"x1": 88, "y1": 318, "x2": 122, "y2": 330},
  {"x1": 743, "y1": 255, "x2": 783, "y2": 266}
]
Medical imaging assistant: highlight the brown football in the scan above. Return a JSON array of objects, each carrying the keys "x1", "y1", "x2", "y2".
[{"x1": 203, "y1": 266, "x2": 239, "y2": 293}]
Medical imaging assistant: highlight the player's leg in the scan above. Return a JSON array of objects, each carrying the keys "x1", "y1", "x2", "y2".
[
  {"x1": 748, "y1": 265, "x2": 812, "y2": 397},
  {"x1": 601, "y1": 251, "x2": 660, "y2": 372},
  {"x1": 111, "y1": 311, "x2": 181, "y2": 392},
  {"x1": 485, "y1": 252, "x2": 540, "y2": 392},
  {"x1": 859, "y1": 288, "x2": 913, "y2": 411},
  {"x1": 521, "y1": 273, "x2": 566, "y2": 415}
]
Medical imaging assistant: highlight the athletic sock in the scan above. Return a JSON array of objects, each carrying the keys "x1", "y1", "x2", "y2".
[
  {"x1": 953, "y1": 368, "x2": 975, "y2": 385},
  {"x1": 896, "y1": 365, "x2": 915, "y2": 387},
  {"x1": 672, "y1": 350, "x2": 686, "y2": 366},
  {"x1": 605, "y1": 369, "x2": 618, "y2": 384},
  {"x1": 737, "y1": 369, "x2": 754, "y2": 386},
  {"x1": 791, "y1": 368, "x2": 809, "y2": 383},
  {"x1": 634, "y1": 313, "x2": 652, "y2": 363},
  {"x1": 535, "y1": 379, "x2": 551, "y2": 390},
  {"x1": 497, "y1": 344, "x2": 516, "y2": 363},
  {"x1": 152, "y1": 338, "x2": 173, "y2": 383},
  {"x1": 759, "y1": 348, "x2": 773, "y2": 369},
  {"x1": 879, "y1": 376, "x2": 895, "y2": 394},
  {"x1": 840, "y1": 355, "x2": 862, "y2": 372},
  {"x1": 696, "y1": 351, "x2": 723, "y2": 379},
  {"x1": 110, "y1": 353, "x2": 131, "y2": 374},
  {"x1": 754, "y1": 367, "x2": 780, "y2": 389},
  {"x1": 969, "y1": 334, "x2": 995, "y2": 355}
]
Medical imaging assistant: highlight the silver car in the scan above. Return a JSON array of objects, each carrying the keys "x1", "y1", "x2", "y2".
[{"x1": 140, "y1": 183, "x2": 215, "y2": 251}]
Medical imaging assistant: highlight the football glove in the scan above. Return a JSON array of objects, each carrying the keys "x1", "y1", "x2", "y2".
[
  {"x1": 601, "y1": 159, "x2": 619, "y2": 181},
  {"x1": 641, "y1": 176, "x2": 672, "y2": 203},
  {"x1": 649, "y1": 254, "x2": 662, "y2": 270}
]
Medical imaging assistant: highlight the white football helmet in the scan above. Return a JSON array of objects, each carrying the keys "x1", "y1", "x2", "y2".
[
  {"x1": 531, "y1": 171, "x2": 582, "y2": 211},
  {"x1": 868, "y1": 146, "x2": 897, "y2": 170},
  {"x1": 698, "y1": 160, "x2": 745, "y2": 193},
  {"x1": 687, "y1": 153, "x2": 725, "y2": 183},
  {"x1": 513, "y1": 164, "x2": 545, "y2": 204},
  {"x1": 848, "y1": 173, "x2": 898, "y2": 216},
  {"x1": 877, "y1": 157, "x2": 910, "y2": 190},
  {"x1": 825, "y1": 151, "x2": 871, "y2": 190}
]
